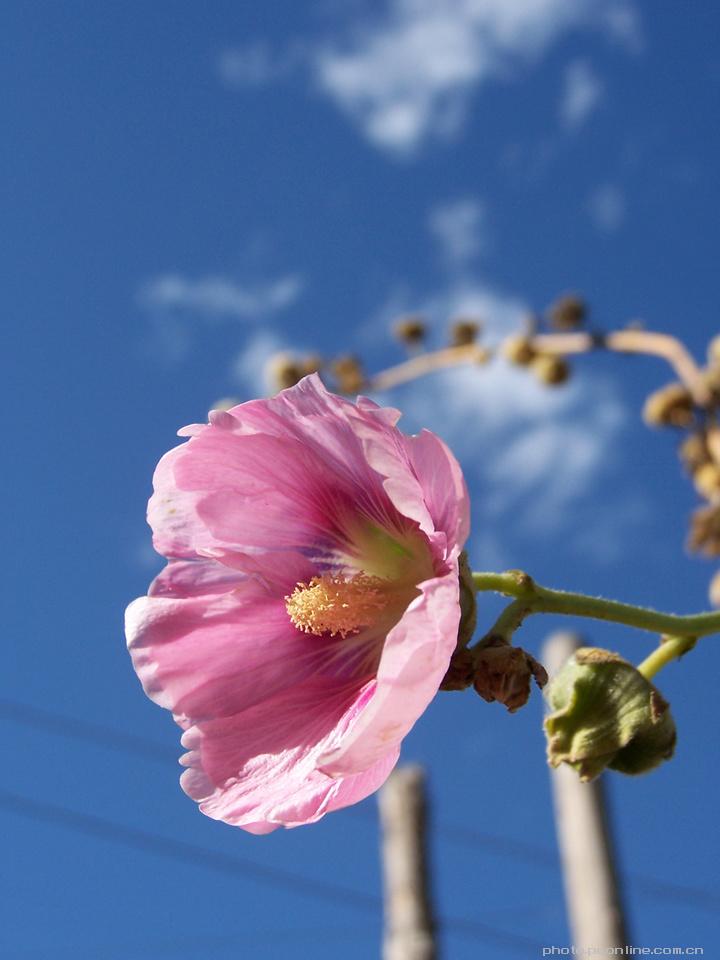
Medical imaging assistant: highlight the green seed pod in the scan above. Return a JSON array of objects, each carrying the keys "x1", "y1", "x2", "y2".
[{"x1": 544, "y1": 648, "x2": 676, "y2": 781}]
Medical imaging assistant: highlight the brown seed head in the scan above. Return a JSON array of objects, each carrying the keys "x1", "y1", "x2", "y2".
[
  {"x1": 679, "y1": 433, "x2": 710, "y2": 474},
  {"x1": 693, "y1": 462, "x2": 720, "y2": 502},
  {"x1": 503, "y1": 335, "x2": 536, "y2": 366},
  {"x1": 267, "y1": 353, "x2": 304, "y2": 391},
  {"x1": 532, "y1": 353, "x2": 571, "y2": 386},
  {"x1": 547, "y1": 293, "x2": 587, "y2": 330},
  {"x1": 643, "y1": 382, "x2": 694, "y2": 428},
  {"x1": 449, "y1": 318, "x2": 482, "y2": 346},
  {"x1": 688, "y1": 503, "x2": 720, "y2": 557},
  {"x1": 331, "y1": 354, "x2": 365, "y2": 394},
  {"x1": 393, "y1": 316, "x2": 426, "y2": 345}
]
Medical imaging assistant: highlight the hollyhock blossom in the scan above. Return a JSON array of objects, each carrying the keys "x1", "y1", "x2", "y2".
[{"x1": 125, "y1": 374, "x2": 469, "y2": 832}]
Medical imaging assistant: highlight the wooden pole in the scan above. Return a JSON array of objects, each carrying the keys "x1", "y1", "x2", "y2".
[
  {"x1": 542, "y1": 632, "x2": 630, "y2": 953},
  {"x1": 378, "y1": 765, "x2": 437, "y2": 960}
]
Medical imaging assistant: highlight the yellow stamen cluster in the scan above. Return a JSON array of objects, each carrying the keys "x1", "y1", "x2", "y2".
[{"x1": 285, "y1": 573, "x2": 387, "y2": 638}]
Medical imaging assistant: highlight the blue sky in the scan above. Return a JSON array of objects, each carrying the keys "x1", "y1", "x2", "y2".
[{"x1": 3, "y1": 1, "x2": 720, "y2": 956}]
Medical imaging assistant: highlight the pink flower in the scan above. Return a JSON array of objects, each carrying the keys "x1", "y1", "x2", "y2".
[{"x1": 125, "y1": 374, "x2": 469, "y2": 833}]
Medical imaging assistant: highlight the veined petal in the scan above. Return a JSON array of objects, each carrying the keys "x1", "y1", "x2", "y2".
[{"x1": 179, "y1": 678, "x2": 396, "y2": 831}]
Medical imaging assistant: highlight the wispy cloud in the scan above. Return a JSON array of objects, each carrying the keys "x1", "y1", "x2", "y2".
[
  {"x1": 312, "y1": 0, "x2": 638, "y2": 155},
  {"x1": 559, "y1": 59, "x2": 603, "y2": 128},
  {"x1": 586, "y1": 183, "x2": 626, "y2": 231},
  {"x1": 217, "y1": 42, "x2": 301, "y2": 88},
  {"x1": 138, "y1": 272, "x2": 303, "y2": 364},
  {"x1": 428, "y1": 198, "x2": 488, "y2": 267},
  {"x1": 139, "y1": 273, "x2": 303, "y2": 322}
]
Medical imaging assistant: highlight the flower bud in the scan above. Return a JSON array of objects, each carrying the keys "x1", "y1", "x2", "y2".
[
  {"x1": 547, "y1": 293, "x2": 587, "y2": 330},
  {"x1": 643, "y1": 382, "x2": 694, "y2": 428},
  {"x1": 503, "y1": 335, "x2": 536, "y2": 366},
  {"x1": 531, "y1": 353, "x2": 571, "y2": 386},
  {"x1": 449, "y1": 318, "x2": 482, "y2": 347},
  {"x1": 693, "y1": 462, "x2": 720, "y2": 502},
  {"x1": 473, "y1": 638, "x2": 548, "y2": 713},
  {"x1": 393, "y1": 316, "x2": 426, "y2": 345},
  {"x1": 544, "y1": 648, "x2": 676, "y2": 781}
]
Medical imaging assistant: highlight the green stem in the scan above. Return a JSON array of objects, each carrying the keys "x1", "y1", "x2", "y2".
[
  {"x1": 472, "y1": 570, "x2": 720, "y2": 639},
  {"x1": 637, "y1": 636, "x2": 697, "y2": 680}
]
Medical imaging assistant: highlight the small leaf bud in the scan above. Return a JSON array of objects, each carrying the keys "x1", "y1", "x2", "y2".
[
  {"x1": 693, "y1": 462, "x2": 720, "y2": 502},
  {"x1": 547, "y1": 294, "x2": 587, "y2": 330},
  {"x1": 544, "y1": 648, "x2": 676, "y2": 781},
  {"x1": 393, "y1": 316, "x2": 426, "y2": 345},
  {"x1": 531, "y1": 353, "x2": 571, "y2": 386},
  {"x1": 449, "y1": 318, "x2": 482, "y2": 347},
  {"x1": 642, "y1": 382, "x2": 694, "y2": 428},
  {"x1": 503, "y1": 335, "x2": 536, "y2": 366},
  {"x1": 267, "y1": 353, "x2": 304, "y2": 391}
]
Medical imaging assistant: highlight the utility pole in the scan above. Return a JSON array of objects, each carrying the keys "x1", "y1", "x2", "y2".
[
  {"x1": 542, "y1": 631, "x2": 630, "y2": 954},
  {"x1": 378, "y1": 765, "x2": 437, "y2": 960}
]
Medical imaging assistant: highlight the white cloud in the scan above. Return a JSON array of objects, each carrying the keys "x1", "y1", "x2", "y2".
[
  {"x1": 232, "y1": 329, "x2": 292, "y2": 396},
  {"x1": 559, "y1": 59, "x2": 603, "y2": 128},
  {"x1": 428, "y1": 198, "x2": 488, "y2": 266},
  {"x1": 602, "y1": 3, "x2": 643, "y2": 52},
  {"x1": 587, "y1": 183, "x2": 625, "y2": 231},
  {"x1": 217, "y1": 42, "x2": 300, "y2": 87},
  {"x1": 313, "y1": 0, "x2": 637, "y2": 154},
  {"x1": 139, "y1": 273, "x2": 303, "y2": 322}
]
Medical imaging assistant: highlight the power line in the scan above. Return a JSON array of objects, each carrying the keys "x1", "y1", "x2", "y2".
[
  {"x1": 5, "y1": 697, "x2": 720, "y2": 915},
  {"x1": 0, "y1": 790, "x2": 545, "y2": 956}
]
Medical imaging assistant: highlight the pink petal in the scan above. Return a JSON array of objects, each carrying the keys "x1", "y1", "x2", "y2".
[
  {"x1": 179, "y1": 678, "x2": 398, "y2": 830},
  {"x1": 126, "y1": 571, "x2": 327, "y2": 724},
  {"x1": 318, "y1": 565, "x2": 461, "y2": 777},
  {"x1": 404, "y1": 429, "x2": 470, "y2": 550}
]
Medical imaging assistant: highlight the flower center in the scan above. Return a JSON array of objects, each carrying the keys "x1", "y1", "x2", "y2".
[{"x1": 285, "y1": 573, "x2": 388, "y2": 638}]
